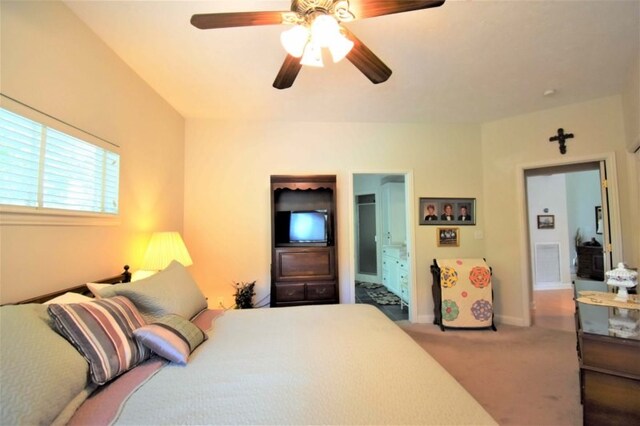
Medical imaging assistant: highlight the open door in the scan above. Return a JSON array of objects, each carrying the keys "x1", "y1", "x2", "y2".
[{"x1": 598, "y1": 160, "x2": 614, "y2": 273}]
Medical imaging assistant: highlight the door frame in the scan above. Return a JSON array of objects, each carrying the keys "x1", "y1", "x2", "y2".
[
  {"x1": 347, "y1": 170, "x2": 417, "y2": 322},
  {"x1": 516, "y1": 152, "x2": 622, "y2": 326}
]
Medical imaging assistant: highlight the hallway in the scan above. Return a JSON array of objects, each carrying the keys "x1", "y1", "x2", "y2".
[{"x1": 532, "y1": 288, "x2": 575, "y2": 332}]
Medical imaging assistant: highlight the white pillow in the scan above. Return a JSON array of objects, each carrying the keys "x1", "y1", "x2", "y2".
[
  {"x1": 86, "y1": 283, "x2": 112, "y2": 299},
  {"x1": 131, "y1": 270, "x2": 157, "y2": 282},
  {"x1": 86, "y1": 270, "x2": 155, "y2": 298},
  {"x1": 43, "y1": 292, "x2": 93, "y2": 305}
]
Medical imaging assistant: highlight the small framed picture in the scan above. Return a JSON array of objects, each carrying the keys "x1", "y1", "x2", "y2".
[
  {"x1": 595, "y1": 206, "x2": 603, "y2": 234},
  {"x1": 537, "y1": 214, "x2": 555, "y2": 229},
  {"x1": 437, "y1": 227, "x2": 459, "y2": 247},
  {"x1": 419, "y1": 197, "x2": 476, "y2": 225}
]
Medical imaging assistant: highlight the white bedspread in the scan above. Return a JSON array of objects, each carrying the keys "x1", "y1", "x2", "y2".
[{"x1": 114, "y1": 304, "x2": 496, "y2": 425}]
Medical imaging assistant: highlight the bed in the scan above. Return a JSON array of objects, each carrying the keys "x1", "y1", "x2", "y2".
[{"x1": 0, "y1": 261, "x2": 496, "y2": 425}]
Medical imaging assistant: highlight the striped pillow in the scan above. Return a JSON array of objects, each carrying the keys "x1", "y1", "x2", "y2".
[
  {"x1": 48, "y1": 296, "x2": 151, "y2": 385},
  {"x1": 133, "y1": 314, "x2": 207, "y2": 365}
]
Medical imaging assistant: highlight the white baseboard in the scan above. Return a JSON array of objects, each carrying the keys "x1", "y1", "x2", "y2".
[{"x1": 415, "y1": 314, "x2": 435, "y2": 324}]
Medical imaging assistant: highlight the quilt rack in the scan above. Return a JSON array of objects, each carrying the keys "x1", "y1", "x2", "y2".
[{"x1": 431, "y1": 258, "x2": 496, "y2": 332}]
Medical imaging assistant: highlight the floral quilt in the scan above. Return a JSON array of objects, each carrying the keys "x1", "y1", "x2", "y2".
[{"x1": 437, "y1": 258, "x2": 493, "y2": 328}]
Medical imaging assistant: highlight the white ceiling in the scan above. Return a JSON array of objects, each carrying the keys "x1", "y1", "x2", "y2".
[{"x1": 64, "y1": 0, "x2": 640, "y2": 123}]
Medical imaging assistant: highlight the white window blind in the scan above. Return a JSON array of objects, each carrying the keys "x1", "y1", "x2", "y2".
[{"x1": 0, "y1": 107, "x2": 119, "y2": 216}]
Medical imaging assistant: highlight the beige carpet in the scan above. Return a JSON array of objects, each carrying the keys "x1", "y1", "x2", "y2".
[{"x1": 399, "y1": 322, "x2": 582, "y2": 425}]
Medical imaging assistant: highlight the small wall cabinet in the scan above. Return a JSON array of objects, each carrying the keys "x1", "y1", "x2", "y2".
[{"x1": 270, "y1": 175, "x2": 338, "y2": 307}]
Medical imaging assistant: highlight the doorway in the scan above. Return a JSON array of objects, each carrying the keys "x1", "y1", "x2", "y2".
[
  {"x1": 524, "y1": 161, "x2": 612, "y2": 330},
  {"x1": 351, "y1": 173, "x2": 414, "y2": 322},
  {"x1": 356, "y1": 194, "x2": 377, "y2": 279}
]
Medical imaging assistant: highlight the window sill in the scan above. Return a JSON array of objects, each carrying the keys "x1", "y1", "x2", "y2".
[{"x1": 0, "y1": 207, "x2": 120, "y2": 226}]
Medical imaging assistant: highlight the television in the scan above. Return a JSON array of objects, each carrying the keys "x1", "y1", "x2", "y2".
[{"x1": 275, "y1": 210, "x2": 328, "y2": 246}]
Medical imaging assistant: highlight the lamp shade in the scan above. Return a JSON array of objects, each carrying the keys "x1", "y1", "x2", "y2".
[
  {"x1": 280, "y1": 25, "x2": 309, "y2": 58},
  {"x1": 328, "y1": 34, "x2": 354, "y2": 63},
  {"x1": 300, "y1": 41, "x2": 323, "y2": 67},
  {"x1": 141, "y1": 232, "x2": 193, "y2": 271}
]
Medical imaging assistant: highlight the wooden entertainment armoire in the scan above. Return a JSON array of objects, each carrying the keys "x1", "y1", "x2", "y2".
[{"x1": 270, "y1": 175, "x2": 339, "y2": 307}]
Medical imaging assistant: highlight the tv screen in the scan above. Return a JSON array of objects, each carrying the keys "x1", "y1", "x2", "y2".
[{"x1": 289, "y1": 210, "x2": 327, "y2": 243}]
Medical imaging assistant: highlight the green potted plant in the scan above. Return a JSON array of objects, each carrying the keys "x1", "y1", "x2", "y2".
[{"x1": 233, "y1": 281, "x2": 256, "y2": 309}]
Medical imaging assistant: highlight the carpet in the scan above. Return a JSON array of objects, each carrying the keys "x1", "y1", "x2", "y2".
[{"x1": 399, "y1": 322, "x2": 581, "y2": 426}]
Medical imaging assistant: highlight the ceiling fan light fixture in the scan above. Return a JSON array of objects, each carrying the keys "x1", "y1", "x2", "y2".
[
  {"x1": 328, "y1": 33, "x2": 354, "y2": 62},
  {"x1": 280, "y1": 24, "x2": 310, "y2": 58},
  {"x1": 310, "y1": 14, "x2": 340, "y2": 48},
  {"x1": 300, "y1": 41, "x2": 324, "y2": 67}
]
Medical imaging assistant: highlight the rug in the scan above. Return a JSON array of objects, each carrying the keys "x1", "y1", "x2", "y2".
[
  {"x1": 356, "y1": 281, "x2": 383, "y2": 290},
  {"x1": 356, "y1": 281, "x2": 401, "y2": 305},
  {"x1": 366, "y1": 287, "x2": 401, "y2": 305}
]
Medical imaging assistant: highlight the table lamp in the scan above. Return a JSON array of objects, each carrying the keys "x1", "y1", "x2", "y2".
[{"x1": 141, "y1": 231, "x2": 193, "y2": 271}]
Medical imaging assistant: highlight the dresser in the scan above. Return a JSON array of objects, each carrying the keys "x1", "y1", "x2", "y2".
[
  {"x1": 270, "y1": 175, "x2": 339, "y2": 307},
  {"x1": 576, "y1": 245, "x2": 604, "y2": 281},
  {"x1": 575, "y1": 295, "x2": 640, "y2": 424}
]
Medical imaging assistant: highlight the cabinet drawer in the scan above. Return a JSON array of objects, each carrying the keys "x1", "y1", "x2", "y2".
[
  {"x1": 275, "y1": 283, "x2": 305, "y2": 302},
  {"x1": 581, "y1": 333, "x2": 640, "y2": 377},
  {"x1": 306, "y1": 282, "x2": 336, "y2": 301},
  {"x1": 275, "y1": 247, "x2": 335, "y2": 281},
  {"x1": 583, "y1": 370, "x2": 640, "y2": 424}
]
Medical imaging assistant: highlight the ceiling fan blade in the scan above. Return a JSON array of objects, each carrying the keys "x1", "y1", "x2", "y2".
[
  {"x1": 344, "y1": 30, "x2": 392, "y2": 84},
  {"x1": 191, "y1": 11, "x2": 286, "y2": 29},
  {"x1": 353, "y1": 0, "x2": 445, "y2": 20},
  {"x1": 273, "y1": 55, "x2": 303, "y2": 89}
]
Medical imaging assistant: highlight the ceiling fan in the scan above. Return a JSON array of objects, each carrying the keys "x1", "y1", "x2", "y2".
[{"x1": 190, "y1": 0, "x2": 446, "y2": 89}]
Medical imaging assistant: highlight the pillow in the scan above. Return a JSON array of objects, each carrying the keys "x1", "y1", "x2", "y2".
[
  {"x1": 86, "y1": 282, "x2": 112, "y2": 298},
  {"x1": 0, "y1": 304, "x2": 90, "y2": 425},
  {"x1": 48, "y1": 296, "x2": 151, "y2": 385},
  {"x1": 43, "y1": 292, "x2": 93, "y2": 304},
  {"x1": 133, "y1": 314, "x2": 207, "y2": 365},
  {"x1": 94, "y1": 260, "x2": 207, "y2": 320},
  {"x1": 131, "y1": 269, "x2": 157, "y2": 281}
]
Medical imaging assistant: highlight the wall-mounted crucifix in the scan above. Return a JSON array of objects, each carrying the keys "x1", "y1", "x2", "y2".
[{"x1": 549, "y1": 128, "x2": 574, "y2": 154}]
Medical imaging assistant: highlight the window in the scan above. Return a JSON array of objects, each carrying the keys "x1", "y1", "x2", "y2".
[{"x1": 0, "y1": 104, "x2": 120, "y2": 224}]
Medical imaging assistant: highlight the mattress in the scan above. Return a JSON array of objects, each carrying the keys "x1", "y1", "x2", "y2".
[{"x1": 73, "y1": 304, "x2": 496, "y2": 425}]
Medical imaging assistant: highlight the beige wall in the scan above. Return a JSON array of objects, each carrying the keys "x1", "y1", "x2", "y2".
[
  {"x1": 184, "y1": 120, "x2": 484, "y2": 316},
  {"x1": 621, "y1": 55, "x2": 639, "y2": 152},
  {"x1": 0, "y1": 1, "x2": 185, "y2": 303},
  {"x1": 620, "y1": 54, "x2": 640, "y2": 269},
  {"x1": 481, "y1": 96, "x2": 637, "y2": 325}
]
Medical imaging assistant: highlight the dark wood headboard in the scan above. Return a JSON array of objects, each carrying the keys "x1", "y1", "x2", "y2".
[{"x1": 15, "y1": 265, "x2": 131, "y2": 304}]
